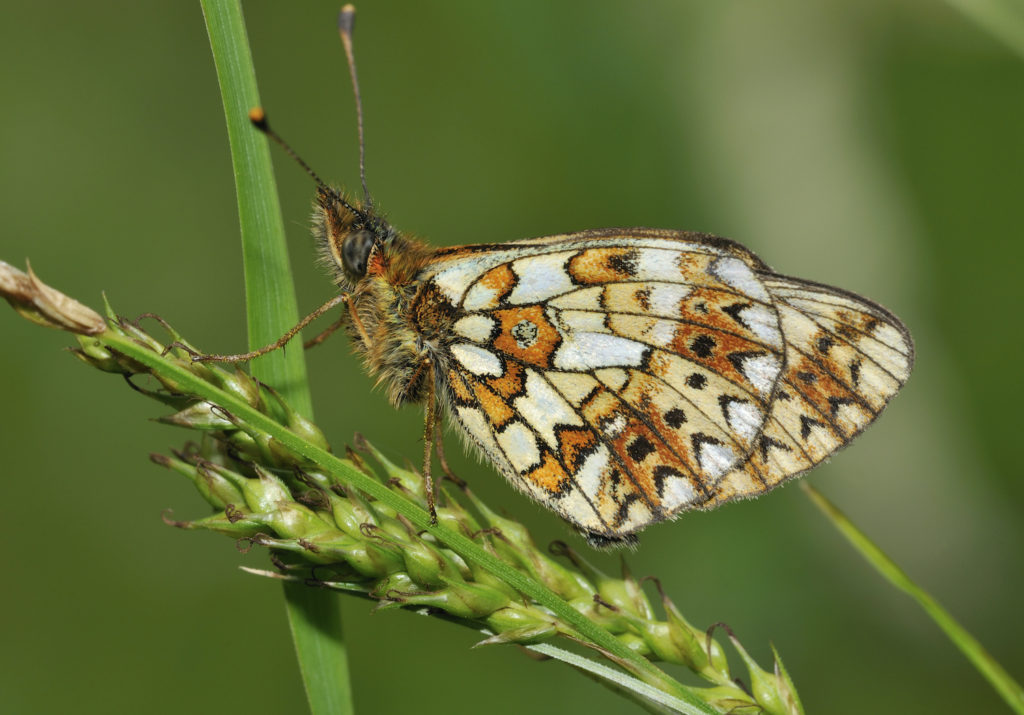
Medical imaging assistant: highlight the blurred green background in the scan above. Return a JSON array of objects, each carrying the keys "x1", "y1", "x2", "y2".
[{"x1": 2, "y1": 1, "x2": 1022, "y2": 713}]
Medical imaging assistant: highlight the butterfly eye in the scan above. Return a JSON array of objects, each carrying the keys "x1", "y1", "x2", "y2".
[{"x1": 342, "y1": 230, "x2": 375, "y2": 277}]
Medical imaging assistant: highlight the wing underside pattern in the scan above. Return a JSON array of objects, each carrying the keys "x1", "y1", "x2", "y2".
[{"x1": 422, "y1": 231, "x2": 913, "y2": 538}]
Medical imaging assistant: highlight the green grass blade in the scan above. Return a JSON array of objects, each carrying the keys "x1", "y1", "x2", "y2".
[
  {"x1": 201, "y1": 0, "x2": 310, "y2": 415},
  {"x1": 201, "y1": 2, "x2": 351, "y2": 713},
  {"x1": 945, "y1": 0, "x2": 1024, "y2": 61},
  {"x1": 802, "y1": 483, "x2": 1024, "y2": 714},
  {"x1": 283, "y1": 584, "x2": 355, "y2": 715}
]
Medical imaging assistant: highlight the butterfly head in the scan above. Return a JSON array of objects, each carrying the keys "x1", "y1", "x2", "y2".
[{"x1": 314, "y1": 186, "x2": 401, "y2": 289}]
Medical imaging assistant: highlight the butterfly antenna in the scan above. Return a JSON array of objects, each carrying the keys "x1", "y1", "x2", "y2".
[
  {"x1": 248, "y1": 107, "x2": 333, "y2": 194},
  {"x1": 338, "y1": 4, "x2": 372, "y2": 210}
]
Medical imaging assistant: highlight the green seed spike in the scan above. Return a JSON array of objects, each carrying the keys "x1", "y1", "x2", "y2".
[
  {"x1": 165, "y1": 510, "x2": 265, "y2": 538},
  {"x1": 159, "y1": 401, "x2": 237, "y2": 430},
  {"x1": 722, "y1": 626, "x2": 796, "y2": 715},
  {"x1": 771, "y1": 644, "x2": 805, "y2": 715},
  {"x1": 353, "y1": 434, "x2": 425, "y2": 503},
  {"x1": 150, "y1": 453, "x2": 245, "y2": 509},
  {"x1": 395, "y1": 579, "x2": 512, "y2": 621},
  {"x1": 660, "y1": 592, "x2": 730, "y2": 680}
]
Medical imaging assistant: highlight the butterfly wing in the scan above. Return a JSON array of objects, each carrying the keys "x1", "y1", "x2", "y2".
[
  {"x1": 704, "y1": 273, "x2": 914, "y2": 506},
  {"x1": 421, "y1": 229, "x2": 788, "y2": 539}
]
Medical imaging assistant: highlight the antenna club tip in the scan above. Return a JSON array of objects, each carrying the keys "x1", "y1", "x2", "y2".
[
  {"x1": 339, "y1": 4, "x2": 356, "y2": 33},
  {"x1": 248, "y1": 107, "x2": 268, "y2": 129}
]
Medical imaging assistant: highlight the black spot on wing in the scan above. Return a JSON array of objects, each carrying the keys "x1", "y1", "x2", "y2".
[
  {"x1": 626, "y1": 436, "x2": 656, "y2": 462},
  {"x1": 690, "y1": 334, "x2": 716, "y2": 358},
  {"x1": 607, "y1": 249, "x2": 639, "y2": 277},
  {"x1": 664, "y1": 407, "x2": 687, "y2": 429},
  {"x1": 686, "y1": 373, "x2": 707, "y2": 389}
]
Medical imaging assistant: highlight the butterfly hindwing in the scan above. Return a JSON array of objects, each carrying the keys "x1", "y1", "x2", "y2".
[{"x1": 705, "y1": 273, "x2": 914, "y2": 506}]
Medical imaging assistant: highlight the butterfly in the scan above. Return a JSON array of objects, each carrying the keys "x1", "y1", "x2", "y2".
[{"x1": 206, "y1": 7, "x2": 913, "y2": 547}]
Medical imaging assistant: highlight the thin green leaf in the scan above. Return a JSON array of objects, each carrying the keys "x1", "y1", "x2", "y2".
[
  {"x1": 200, "y1": 0, "x2": 310, "y2": 413},
  {"x1": 201, "y1": 2, "x2": 349, "y2": 713},
  {"x1": 527, "y1": 642, "x2": 716, "y2": 715},
  {"x1": 802, "y1": 483, "x2": 1024, "y2": 714}
]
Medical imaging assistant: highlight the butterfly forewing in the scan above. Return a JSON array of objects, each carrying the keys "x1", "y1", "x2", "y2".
[
  {"x1": 705, "y1": 273, "x2": 914, "y2": 507},
  {"x1": 423, "y1": 230, "x2": 789, "y2": 537}
]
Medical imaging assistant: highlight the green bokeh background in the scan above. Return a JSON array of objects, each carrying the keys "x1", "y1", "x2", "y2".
[{"x1": 2, "y1": 2, "x2": 1022, "y2": 713}]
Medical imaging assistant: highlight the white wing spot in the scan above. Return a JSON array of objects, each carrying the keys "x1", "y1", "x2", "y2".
[
  {"x1": 453, "y1": 314, "x2": 496, "y2": 343},
  {"x1": 558, "y1": 309, "x2": 608, "y2": 334},
  {"x1": 496, "y1": 421, "x2": 541, "y2": 473},
  {"x1": 708, "y1": 257, "x2": 770, "y2": 302},
  {"x1": 576, "y1": 446, "x2": 611, "y2": 502},
  {"x1": 724, "y1": 400, "x2": 762, "y2": 440},
  {"x1": 512, "y1": 319, "x2": 539, "y2": 348},
  {"x1": 734, "y1": 303, "x2": 782, "y2": 346},
  {"x1": 695, "y1": 440, "x2": 737, "y2": 478},
  {"x1": 554, "y1": 333, "x2": 648, "y2": 371},
  {"x1": 734, "y1": 353, "x2": 781, "y2": 395},
  {"x1": 463, "y1": 281, "x2": 501, "y2": 311},
  {"x1": 450, "y1": 343, "x2": 503, "y2": 377},
  {"x1": 508, "y1": 252, "x2": 575, "y2": 304},
  {"x1": 431, "y1": 260, "x2": 494, "y2": 304},
  {"x1": 661, "y1": 474, "x2": 697, "y2": 508},
  {"x1": 514, "y1": 370, "x2": 583, "y2": 450},
  {"x1": 649, "y1": 283, "x2": 692, "y2": 316}
]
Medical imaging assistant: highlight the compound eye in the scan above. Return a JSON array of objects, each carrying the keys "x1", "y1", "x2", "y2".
[{"x1": 341, "y1": 230, "x2": 375, "y2": 276}]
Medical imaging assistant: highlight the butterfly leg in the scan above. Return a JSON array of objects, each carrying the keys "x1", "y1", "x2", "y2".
[
  {"x1": 421, "y1": 358, "x2": 439, "y2": 525},
  {"x1": 185, "y1": 293, "x2": 350, "y2": 363},
  {"x1": 302, "y1": 314, "x2": 346, "y2": 350}
]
